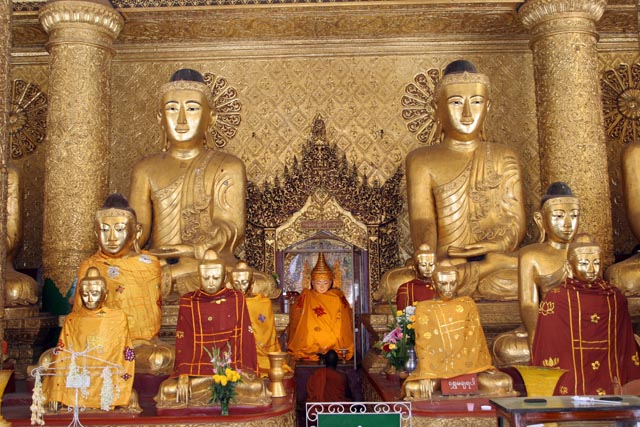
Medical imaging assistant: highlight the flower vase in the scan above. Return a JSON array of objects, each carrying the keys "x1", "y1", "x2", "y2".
[
  {"x1": 220, "y1": 397, "x2": 230, "y2": 416},
  {"x1": 267, "y1": 351, "x2": 287, "y2": 398},
  {"x1": 0, "y1": 370, "x2": 12, "y2": 427}
]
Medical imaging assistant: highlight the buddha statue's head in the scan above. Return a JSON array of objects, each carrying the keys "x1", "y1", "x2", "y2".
[
  {"x1": 95, "y1": 193, "x2": 141, "y2": 258},
  {"x1": 535, "y1": 182, "x2": 580, "y2": 244},
  {"x1": 434, "y1": 59, "x2": 491, "y2": 143},
  {"x1": 199, "y1": 249, "x2": 227, "y2": 295},
  {"x1": 568, "y1": 233, "x2": 601, "y2": 283},
  {"x1": 158, "y1": 68, "x2": 216, "y2": 150},
  {"x1": 311, "y1": 253, "x2": 333, "y2": 294},
  {"x1": 78, "y1": 267, "x2": 108, "y2": 310},
  {"x1": 414, "y1": 243, "x2": 436, "y2": 280},
  {"x1": 434, "y1": 263, "x2": 459, "y2": 302},
  {"x1": 231, "y1": 261, "x2": 254, "y2": 295}
]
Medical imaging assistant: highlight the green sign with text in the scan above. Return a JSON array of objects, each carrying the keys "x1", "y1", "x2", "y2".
[{"x1": 317, "y1": 413, "x2": 401, "y2": 427}]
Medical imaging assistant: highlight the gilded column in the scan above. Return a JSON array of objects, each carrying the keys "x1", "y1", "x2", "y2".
[
  {"x1": 519, "y1": 0, "x2": 613, "y2": 262},
  {"x1": 39, "y1": 0, "x2": 123, "y2": 296},
  {"x1": 0, "y1": 0, "x2": 11, "y2": 330}
]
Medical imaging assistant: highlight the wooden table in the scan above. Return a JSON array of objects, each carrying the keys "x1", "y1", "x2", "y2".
[{"x1": 491, "y1": 396, "x2": 640, "y2": 427}]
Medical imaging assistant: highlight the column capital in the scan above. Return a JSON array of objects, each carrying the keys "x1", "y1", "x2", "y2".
[
  {"x1": 519, "y1": 0, "x2": 606, "y2": 36},
  {"x1": 39, "y1": 0, "x2": 123, "y2": 49}
]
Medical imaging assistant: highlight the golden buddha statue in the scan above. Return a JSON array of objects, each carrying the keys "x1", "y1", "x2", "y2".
[
  {"x1": 5, "y1": 165, "x2": 38, "y2": 307},
  {"x1": 155, "y1": 250, "x2": 270, "y2": 408},
  {"x1": 42, "y1": 267, "x2": 139, "y2": 413},
  {"x1": 73, "y1": 193, "x2": 174, "y2": 375},
  {"x1": 231, "y1": 261, "x2": 288, "y2": 376},
  {"x1": 604, "y1": 142, "x2": 640, "y2": 295},
  {"x1": 405, "y1": 59, "x2": 525, "y2": 300},
  {"x1": 287, "y1": 253, "x2": 354, "y2": 361},
  {"x1": 492, "y1": 182, "x2": 579, "y2": 366},
  {"x1": 531, "y1": 234, "x2": 640, "y2": 396},
  {"x1": 402, "y1": 263, "x2": 516, "y2": 400},
  {"x1": 129, "y1": 68, "x2": 273, "y2": 296}
]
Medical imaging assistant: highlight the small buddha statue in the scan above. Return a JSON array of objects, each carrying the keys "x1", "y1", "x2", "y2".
[
  {"x1": 129, "y1": 68, "x2": 275, "y2": 297},
  {"x1": 154, "y1": 250, "x2": 270, "y2": 408},
  {"x1": 73, "y1": 193, "x2": 174, "y2": 375},
  {"x1": 5, "y1": 165, "x2": 38, "y2": 307},
  {"x1": 531, "y1": 234, "x2": 640, "y2": 395},
  {"x1": 402, "y1": 263, "x2": 516, "y2": 400},
  {"x1": 605, "y1": 142, "x2": 640, "y2": 295},
  {"x1": 42, "y1": 267, "x2": 139, "y2": 412},
  {"x1": 405, "y1": 59, "x2": 526, "y2": 300},
  {"x1": 394, "y1": 244, "x2": 436, "y2": 311},
  {"x1": 231, "y1": 261, "x2": 288, "y2": 377},
  {"x1": 287, "y1": 253, "x2": 354, "y2": 361},
  {"x1": 492, "y1": 182, "x2": 579, "y2": 366}
]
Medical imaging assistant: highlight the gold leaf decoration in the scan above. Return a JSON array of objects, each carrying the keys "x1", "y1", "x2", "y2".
[
  {"x1": 401, "y1": 68, "x2": 442, "y2": 145},
  {"x1": 203, "y1": 72, "x2": 242, "y2": 148},
  {"x1": 601, "y1": 63, "x2": 640, "y2": 145},
  {"x1": 9, "y1": 79, "x2": 47, "y2": 159}
]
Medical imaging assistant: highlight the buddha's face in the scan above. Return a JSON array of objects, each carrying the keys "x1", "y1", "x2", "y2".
[
  {"x1": 437, "y1": 82, "x2": 488, "y2": 141},
  {"x1": 312, "y1": 277, "x2": 332, "y2": 294},
  {"x1": 96, "y1": 215, "x2": 136, "y2": 258},
  {"x1": 199, "y1": 263, "x2": 225, "y2": 295},
  {"x1": 415, "y1": 253, "x2": 436, "y2": 278},
  {"x1": 232, "y1": 271, "x2": 253, "y2": 295},
  {"x1": 435, "y1": 271, "x2": 458, "y2": 301},
  {"x1": 79, "y1": 281, "x2": 107, "y2": 310},
  {"x1": 541, "y1": 202, "x2": 580, "y2": 244},
  {"x1": 160, "y1": 89, "x2": 211, "y2": 145},
  {"x1": 570, "y1": 249, "x2": 601, "y2": 283}
]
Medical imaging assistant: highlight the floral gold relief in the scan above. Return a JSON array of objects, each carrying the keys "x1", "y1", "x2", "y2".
[
  {"x1": 9, "y1": 79, "x2": 47, "y2": 160},
  {"x1": 1, "y1": 0, "x2": 11, "y2": 317}
]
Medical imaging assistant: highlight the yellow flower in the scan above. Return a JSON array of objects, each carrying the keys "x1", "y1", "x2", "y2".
[
  {"x1": 389, "y1": 344, "x2": 397, "y2": 350},
  {"x1": 396, "y1": 310, "x2": 403, "y2": 316},
  {"x1": 213, "y1": 374, "x2": 226, "y2": 384},
  {"x1": 412, "y1": 302, "x2": 418, "y2": 306},
  {"x1": 407, "y1": 324, "x2": 414, "y2": 330},
  {"x1": 410, "y1": 315, "x2": 416, "y2": 322}
]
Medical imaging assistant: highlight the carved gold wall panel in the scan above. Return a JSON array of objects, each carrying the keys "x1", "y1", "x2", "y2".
[{"x1": 1, "y1": 0, "x2": 11, "y2": 316}]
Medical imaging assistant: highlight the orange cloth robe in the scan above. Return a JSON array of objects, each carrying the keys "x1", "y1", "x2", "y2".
[
  {"x1": 409, "y1": 296, "x2": 493, "y2": 381},
  {"x1": 306, "y1": 367, "x2": 349, "y2": 402},
  {"x1": 173, "y1": 288, "x2": 258, "y2": 377},
  {"x1": 396, "y1": 278, "x2": 436, "y2": 311},
  {"x1": 287, "y1": 288, "x2": 354, "y2": 361},
  {"x1": 531, "y1": 278, "x2": 640, "y2": 395},
  {"x1": 43, "y1": 306, "x2": 135, "y2": 409},
  {"x1": 246, "y1": 295, "x2": 284, "y2": 374},
  {"x1": 74, "y1": 251, "x2": 162, "y2": 341}
]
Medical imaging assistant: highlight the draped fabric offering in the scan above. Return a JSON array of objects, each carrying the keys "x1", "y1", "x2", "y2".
[
  {"x1": 43, "y1": 307, "x2": 135, "y2": 409},
  {"x1": 531, "y1": 278, "x2": 640, "y2": 395},
  {"x1": 246, "y1": 295, "x2": 285, "y2": 375},
  {"x1": 396, "y1": 278, "x2": 436, "y2": 311},
  {"x1": 74, "y1": 251, "x2": 162, "y2": 341},
  {"x1": 173, "y1": 288, "x2": 258, "y2": 377},
  {"x1": 287, "y1": 288, "x2": 354, "y2": 361},
  {"x1": 306, "y1": 367, "x2": 349, "y2": 402},
  {"x1": 409, "y1": 296, "x2": 493, "y2": 381}
]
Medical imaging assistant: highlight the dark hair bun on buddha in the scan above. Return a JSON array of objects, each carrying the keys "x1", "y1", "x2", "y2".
[
  {"x1": 443, "y1": 59, "x2": 478, "y2": 76},
  {"x1": 99, "y1": 193, "x2": 136, "y2": 219},
  {"x1": 540, "y1": 181, "x2": 576, "y2": 207},
  {"x1": 170, "y1": 68, "x2": 206, "y2": 84}
]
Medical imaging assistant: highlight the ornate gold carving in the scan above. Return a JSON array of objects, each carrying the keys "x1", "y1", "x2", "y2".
[
  {"x1": 246, "y1": 114, "x2": 402, "y2": 298},
  {"x1": 39, "y1": 1, "x2": 124, "y2": 42},
  {"x1": 401, "y1": 68, "x2": 442, "y2": 145},
  {"x1": 519, "y1": 0, "x2": 606, "y2": 30},
  {"x1": 203, "y1": 72, "x2": 242, "y2": 149},
  {"x1": 601, "y1": 63, "x2": 640, "y2": 145},
  {"x1": 1, "y1": 0, "x2": 9, "y2": 319},
  {"x1": 9, "y1": 79, "x2": 47, "y2": 159}
]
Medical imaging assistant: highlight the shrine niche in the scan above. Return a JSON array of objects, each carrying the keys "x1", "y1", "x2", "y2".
[{"x1": 245, "y1": 114, "x2": 402, "y2": 307}]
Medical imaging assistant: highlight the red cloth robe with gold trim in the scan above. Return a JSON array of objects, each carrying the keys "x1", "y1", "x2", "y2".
[
  {"x1": 531, "y1": 278, "x2": 640, "y2": 395},
  {"x1": 396, "y1": 278, "x2": 436, "y2": 311},
  {"x1": 173, "y1": 288, "x2": 258, "y2": 377}
]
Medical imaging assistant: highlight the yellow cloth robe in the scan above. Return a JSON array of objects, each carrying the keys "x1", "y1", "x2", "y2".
[
  {"x1": 74, "y1": 251, "x2": 162, "y2": 341},
  {"x1": 43, "y1": 307, "x2": 135, "y2": 409},
  {"x1": 246, "y1": 295, "x2": 285, "y2": 374},
  {"x1": 409, "y1": 296, "x2": 493, "y2": 381},
  {"x1": 287, "y1": 288, "x2": 354, "y2": 361}
]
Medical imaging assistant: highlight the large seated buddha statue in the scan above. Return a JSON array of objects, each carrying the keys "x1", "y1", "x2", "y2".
[
  {"x1": 532, "y1": 234, "x2": 640, "y2": 395},
  {"x1": 287, "y1": 253, "x2": 354, "y2": 361},
  {"x1": 41, "y1": 267, "x2": 139, "y2": 413},
  {"x1": 129, "y1": 68, "x2": 274, "y2": 297},
  {"x1": 73, "y1": 193, "x2": 174, "y2": 375},
  {"x1": 605, "y1": 142, "x2": 640, "y2": 295},
  {"x1": 404, "y1": 59, "x2": 526, "y2": 301},
  {"x1": 155, "y1": 249, "x2": 270, "y2": 408},
  {"x1": 493, "y1": 182, "x2": 579, "y2": 366},
  {"x1": 5, "y1": 165, "x2": 38, "y2": 308},
  {"x1": 402, "y1": 263, "x2": 516, "y2": 400}
]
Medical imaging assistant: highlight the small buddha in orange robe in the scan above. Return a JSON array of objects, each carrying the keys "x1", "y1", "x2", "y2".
[{"x1": 287, "y1": 253, "x2": 354, "y2": 361}]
